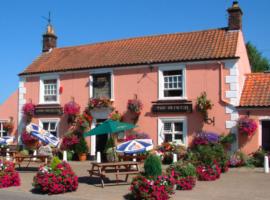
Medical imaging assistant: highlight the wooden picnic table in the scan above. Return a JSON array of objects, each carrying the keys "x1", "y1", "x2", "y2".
[
  {"x1": 13, "y1": 155, "x2": 51, "y2": 168},
  {"x1": 88, "y1": 161, "x2": 141, "y2": 187}
]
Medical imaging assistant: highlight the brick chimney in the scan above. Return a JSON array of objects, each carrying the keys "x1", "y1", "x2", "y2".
[
  {"x1": 227, "y1": 1, "x2": 243, "y2": 30},
  {"x1": 42, "y1": 23, "x2": 57, "y2": 52}
]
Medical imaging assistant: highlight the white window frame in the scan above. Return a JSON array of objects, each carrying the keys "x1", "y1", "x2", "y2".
[
  {"x1": 158, "y1": 117, "x2": 187, "y2": 146},
  {"x1": 39, "y1": 118, "x2": 60, "y2": 137},
  {"x1": 39, "y1": 75, "x2": 60, "y2": 104},
  {"x1": 158, "y1": 64, "x2": 186, "y2": 100},
  {"x1": 0, "y1": 120, "x2": 8, "y2": 137},
  {"x1": 89, "y1": 69, "x2": 114, "y2": 100}
]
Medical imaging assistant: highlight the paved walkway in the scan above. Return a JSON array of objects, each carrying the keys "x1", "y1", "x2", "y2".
[{"x1": 0, "y1": 161, "x2": 269, "y2": 200}]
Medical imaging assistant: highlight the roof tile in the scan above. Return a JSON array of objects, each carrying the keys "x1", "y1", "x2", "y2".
[{"x1": 20, "y1": 28, "x2": 239, "y2": 75}]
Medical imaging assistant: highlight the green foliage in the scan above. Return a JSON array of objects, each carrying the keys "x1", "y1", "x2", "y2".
[
  {"x1": 191, "y1": 143, "x2": 228, "y2": 166},
  {"x1": 50, "y1": 156, "x2": 62, "y2": 170},
  {"x1": 219, "y1": 133, "x2": 236, "y2": 145},
  {"x1": 246, "y1": 42, "x2": 270, "y2": 72},
  {"x1": 104, "y1": 136, "x2": 115, "y2": 153},
  {"x1": 144, "y1": 154, "x2": 162, "y2": 179},
  {"x1": 74, "y1": 137, "x2": 88, "y2": 154},
  {"x1": 245, "y1": 148, "x2": 267, "y2": 167},
  {"x1": 167, "y1": 161, "x2": 196, "y2": 178}
]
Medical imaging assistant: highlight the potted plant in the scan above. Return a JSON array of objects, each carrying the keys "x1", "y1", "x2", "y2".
[
  {"x1": 127, "y1": 99, "x2": 143, "y2": 123},
  {"x1": 64, "y1": 100, "x2": 80, "y2": 124},
  {"x1": 22, "y1": 102, "x2": 35, "y2": 124},
  {"x1": 104, "y1": 136, "x2": 116, "y2": 162},
  {"x1": 74, "y1": 137, "x2": 88, "y2": 161},
  {"x1": 109, "y1": 110, "x2": 122, "y2": 121}
]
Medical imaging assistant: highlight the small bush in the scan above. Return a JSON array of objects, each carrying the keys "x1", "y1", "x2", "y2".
[
  {"x1": 74, "y1": 137, "x2": 88, "y2": 154},
  {"x1": 144, "y1": 154, "x2": 162, "y2": 179}
]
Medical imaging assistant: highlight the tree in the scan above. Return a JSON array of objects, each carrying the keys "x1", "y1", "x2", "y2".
[{"x1": 246, "y1": 42, "x2": 270, "y2": 72}]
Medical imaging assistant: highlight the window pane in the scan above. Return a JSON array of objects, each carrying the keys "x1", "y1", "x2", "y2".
[
  {"x1": 93, "y1": 73, "x2": 111, "y2": 98},
  {"x1": 164, "y1": 122, "x2": 172, "y2": 131},
  {"x1": 50, "y1": 122, "x2": 56, "y2": 130},
  {"x1": 164, "y1": 83, "x2": 168, "y2": 89},
  {"x1": 50, "y1": 131, "x2": 57, "y2": 137},
  {"x1": 175, "y1": 134, "x2": 183, "y2": 140},
  {"x1": 163, "y1": 70, "x2": 182, "y2": 76},
  {"x1": 164, "y1": 90, "x2": 182, "y2": 97},
  {"x1": 174, "y1": 122, "x2": 183, "y2": 132},
  {"x1": 164, "y1": 134, "x2": 172, "y2": 142},
  {"x1": 43, "y1": 122, "x2": 49, "y2": 130}
]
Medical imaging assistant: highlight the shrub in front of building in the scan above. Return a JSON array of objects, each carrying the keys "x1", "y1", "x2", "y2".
[{"x1": 32, "y1": 157, "x2": 78, "y2": 194}]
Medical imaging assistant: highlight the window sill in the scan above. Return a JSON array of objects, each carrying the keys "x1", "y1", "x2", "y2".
[{"x1": 158, "y1": 97, "x2": 188, "y2": 101}]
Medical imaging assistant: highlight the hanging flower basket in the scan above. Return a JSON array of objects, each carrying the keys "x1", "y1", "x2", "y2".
[
  {"x1": 64, "y1": 100, "x2": 80, "y2": 124},
  {"x1": 3, "y1": 119, "x2": 14, "y2": 134},
  {"x1": 127, "y1": 99, "x2": 143, "y2": 115},
  {"x1": 22, "y1": 102, "x2": 35, "y2": 124},
  {"x1": 238, "y1": 117, "x2": 257, "y2": 138},
  {"x1": 196, "y1": 92, "x2": 213, "y2": 121}
]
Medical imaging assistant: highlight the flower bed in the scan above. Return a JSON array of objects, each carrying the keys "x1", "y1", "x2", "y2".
[
  {"x1": 130, "y1": 175, "x2": 174, "y2": 200},
  {"x1": 196, "y1": 163, "x2": 221, "y2": 181},
  {"x1": 33, "y1": 159, "x2": 78, "y2": 194},
  {"x1": 0, "y1": 160, "x2": 20, "y2": 188},
  {"x1": 166, "y1": 161, "x2": 197, "y2": 190}
]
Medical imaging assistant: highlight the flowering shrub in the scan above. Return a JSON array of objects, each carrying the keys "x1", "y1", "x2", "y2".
[
  {"x1": 229, "y1": 151, "x2": 246, "y2": 167},
  {"x1": 127, "y1": 99, "x2": 143, "y2": 114},
  {"x1": 175, "y1": 176, "x2": 196, "y2": 190},
  {"x1": 64, "y1": 101, "x2": 80, "y2": 115},
  {"x1": 76, "y1": 114, "x2": 91, "y2": 133},
  {"x1": 156, "y1": 142, "x2": 187, "y2": 163},
  {"x1": 167, "y1": 162, "x2": 197, "y2": 190},
  {"x1": 0, "y1": 160, "x2": 20, "y2": 188},
  {"x1": 87, "y1": 97, "x2": 114, "y2": 110},
  {"x1": 60, "y1": 135, "x2": 79, "y2": 151},
  {"x1": 196, "y1": 92, "x2": 213, "y2": 120},
  {"x1": 238, "y1": 117, "x2": 257, "y2": 137},
  {"x1": 130, "y1": 175, "x2": 174, "y2": 200},
  {"x1": 21, "y1": 131, "x2": 39, "y2": 148},
  {"x1": 109, "y1": 110, "x2": 122, "y2": 121},
  {"x1": 196, "y1": 162, "x2": 221, "y2": 181},
  {"x1": 193, "y1": 131, "x2": 220, "y2": 146},
  {"x1": 33, "y1": 161, "x2": 78, "y2": 194}
]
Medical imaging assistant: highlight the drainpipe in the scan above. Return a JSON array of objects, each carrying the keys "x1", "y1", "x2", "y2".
[{"x1": 219, "y1": 62, "x2": 231, "y2": 105}]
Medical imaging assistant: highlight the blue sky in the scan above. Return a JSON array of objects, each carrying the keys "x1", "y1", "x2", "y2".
[{"x1": 0, "y1": 0, "x2": 270, "y2": 104}]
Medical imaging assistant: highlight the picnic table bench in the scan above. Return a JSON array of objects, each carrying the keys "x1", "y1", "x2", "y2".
[
  {"x1": 13, "y1": 155, "x2": 51, "y2": 168},
  {"x1": 88, "y1": 161, "x2": 141, "y2": 187}
]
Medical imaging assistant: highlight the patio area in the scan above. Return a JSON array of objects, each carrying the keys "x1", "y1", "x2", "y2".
[{"x1": 0, "y1": 161, "x2": 269, "y2": 200}]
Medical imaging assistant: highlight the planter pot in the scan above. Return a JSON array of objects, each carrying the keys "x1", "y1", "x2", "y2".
[{"x1": 78, "y1": 153, "x2": 87, "y2": 161}]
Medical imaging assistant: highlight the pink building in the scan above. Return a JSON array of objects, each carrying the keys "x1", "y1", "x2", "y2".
[{"x1": 0, "y1": 2, "x2": 268, "y2": 156}]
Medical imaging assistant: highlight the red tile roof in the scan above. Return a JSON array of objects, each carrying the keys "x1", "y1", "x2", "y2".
[
  {"x1": 240, "y1": 73, "x2": 270, "y2": 107},
  {"x1": 20, "y1": 28, "x2": 239, "y2": 75}
]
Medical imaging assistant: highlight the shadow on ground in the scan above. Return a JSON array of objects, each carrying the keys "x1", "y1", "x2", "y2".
[{"x1": 78, "y1": 176, "x2": 130, "y2": 187}]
